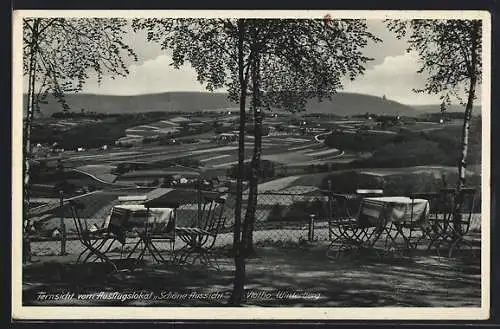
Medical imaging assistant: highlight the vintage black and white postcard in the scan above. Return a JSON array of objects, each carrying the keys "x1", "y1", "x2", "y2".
[{"x1": 11, "y1": 10, "x2": 491, "y2": 320}]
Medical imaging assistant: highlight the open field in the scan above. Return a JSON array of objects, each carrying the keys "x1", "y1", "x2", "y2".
[{"x1": 58, "y1": 134, "x2": 342, "y2": 172}]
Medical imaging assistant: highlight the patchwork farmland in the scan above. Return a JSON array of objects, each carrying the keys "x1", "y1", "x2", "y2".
[{"x1": 61, "y1": 134, "x2": 341, "y2": 171}]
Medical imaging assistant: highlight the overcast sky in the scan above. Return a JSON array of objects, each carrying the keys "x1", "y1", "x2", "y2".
[{"x1": 77, "y1": 20, "x2": 453, "y2": 106}]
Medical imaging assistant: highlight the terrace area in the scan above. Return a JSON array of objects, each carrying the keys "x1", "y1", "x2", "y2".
[{"x1": 23, "y1": 185, "x2": 482, "y2": 307}]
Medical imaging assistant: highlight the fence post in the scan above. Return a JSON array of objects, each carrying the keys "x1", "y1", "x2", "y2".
[
  {"x1": 59, "y1": 190, "x2": 66, "y2": 255},
  {"x1": 308, "y1": 214, "x2": 315, "y2": 242}
]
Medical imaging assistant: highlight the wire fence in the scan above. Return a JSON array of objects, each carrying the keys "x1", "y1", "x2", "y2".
[
  {"x1": 27, "y1": 186, "x2": 331, "y2": 257},
  {"x1": 27, "y1": 185, "x2": 482, "y2": 257}
]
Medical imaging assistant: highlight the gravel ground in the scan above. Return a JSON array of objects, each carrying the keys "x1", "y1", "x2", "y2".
[{"x1": 23, "y1": 224, "x2": 482, "y2": 307}]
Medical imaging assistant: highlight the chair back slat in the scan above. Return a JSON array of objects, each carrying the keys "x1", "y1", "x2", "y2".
[
  {"x1": 108, "y1": 207, "x2": 131, "y2": 242},
  {"x1": 69, "y1": 202, "x2": 88, "y2": 243},
  {"x1": 411, "y1": 188, "x2": 476, "y2": 236},
  {"x1": 197, "y1": 196, "x2": 226, "y2": 234},
  {"x1": 324, "y1": 192, "x2": 360, "y2": 228},
  {"x1": 445, "y1": 188, "x2": 476, "y2": 234},
  {"x1": 358, "y1": 198, "x2": 391, "y2": 228}
]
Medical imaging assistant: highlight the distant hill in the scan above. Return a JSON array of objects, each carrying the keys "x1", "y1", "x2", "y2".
[
  {"x1": 412, "y1": 104, "x2": 481, "y2": 114},
  {"x1": 26, "y1": 92, "x2": 237, "y2": 116},
  {"x1": 304, "y1": 93, "x2": 418, "y2": 116},
  {"x1": 26, "y1": 91, "x2": 420, "y2": 117}
]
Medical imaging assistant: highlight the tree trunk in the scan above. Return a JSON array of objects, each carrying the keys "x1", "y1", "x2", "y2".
[
  {"x1": 23, "y1": 19, "x2": 40, "y2": 264},
  {"x1": 230, "y1": 19, "x2": 248, "y2": 306},
  {"x1": 243, "y1": 54, "x2": 262, "y2": 257},
  {"x1": 453, "y1": 22, "x2": 479, "y2": 233},
  {"x1": 457, "y1": 80, "x2": 476, "y2": 189},
  {"x1": 453, "y1": 77, "x2": 475, "y2": 233},
  {"x1": 230, "y1": 252, "x2": 246, "y2": 305}
]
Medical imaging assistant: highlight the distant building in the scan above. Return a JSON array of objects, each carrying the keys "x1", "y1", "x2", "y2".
[
  {"x1": 158, "y1": 128, "x2": 181, "y2": 135},
  {"x1": 169, "y1": 116, "x2": 191, "y2": 124},
  {"x1": 286, "y1": 125, "x2": 302, "y2": 134},
  {"x1": 187, "y1": 122, "x2": 205, "y2": 127},
  {"x1": 116, "y1": 136, "x2": 144, "y2": 146},
  {"x1": 215, "y1": 133, "x2": 238, "y2": 144}
]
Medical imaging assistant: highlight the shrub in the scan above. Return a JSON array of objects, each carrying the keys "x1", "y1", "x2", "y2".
[
  {"x1": 246, "y1": 124, "x2": 270, "y2": 136},
  {"x1": 181, "y1": 138, "x2": 199, "y2": 144},
  {"x1": 323, "y1": 132, "x2": 395, "y2": 152},
  {"x1": 228, "y1": 160, "x2": 276, "y2": 180},
  {"x1": 143, "y1": 136, "x2": 159, "y2": 144}
]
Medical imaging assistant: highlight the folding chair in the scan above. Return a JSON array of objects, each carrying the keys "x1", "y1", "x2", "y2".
[
  {"x1": 131, "y1": 207, "x2": 176, "y2": 265},
  {"x1": 405, "y1": 192, "x2": 442, "y2": 249},
  {"x1": 382, "y1": 194, "x2": 433, "y2": 255},
  {"x1": 70, "y1": 200, "x2": 122, "y2": 272},
  {"x1": 427, "y1": 187, "x2": 476, "y2": 257},
  {"x1": 174, "y1": 195, "x2": 227, "y2": 269},
  {"x1": 324, "y1": 191, "x2": 386, "y2": 259}
]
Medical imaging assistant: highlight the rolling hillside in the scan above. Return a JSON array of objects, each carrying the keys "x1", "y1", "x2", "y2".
[
  {"x1": 27, "y1": 91, "x2": 419, "y2": 117},
  {"x1": 304, "y1": 93, "x2": 418, "y2": 116},
  {"x1": 413, "y1": 104, "x2": 481, "y2": 114}
]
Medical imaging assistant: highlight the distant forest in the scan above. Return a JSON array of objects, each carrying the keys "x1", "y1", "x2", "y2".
[{"x1": 26, "y1": 91, "x2": 426, "y2": 117}]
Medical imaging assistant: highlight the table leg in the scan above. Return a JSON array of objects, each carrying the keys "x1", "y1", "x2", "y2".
[
  {"x1": 146, "y1": 238, "x2": 167, "y2": 263},
  {"x1": 126, "y1": 238, "x2": 143, "y2": 259}
]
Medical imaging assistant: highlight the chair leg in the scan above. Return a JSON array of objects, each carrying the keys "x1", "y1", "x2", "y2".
[
  {"x1": 76, "y1": 238, "x2": 101, "y2": 263},
  {"x1": 147, "y1": 240, "x2": 166, "y2": 263},
  {"x1": 448, "y1": 235, "x2": 474, "y2": 258},
  {"x1": 76, "y1": 248, "x2": 88, "y2": 263},
  {"x1": 126, "y1": 239, "x2": 142, "y2": 259},
  {"x1": 170, "y1": 240, "x2": 176, "y2": 263},
  {"x1": 88, "y1": 239, "x2": 117, "y2": 263},
  {"x1": 174, "y1": 244, "x2": 194, "y2": 265},
  {"x1": 83, "y1": 239, "x2": 110, "y2": 263},
  {"x1": 80, "y1": 241, "x2": 119, "y2": 272}
]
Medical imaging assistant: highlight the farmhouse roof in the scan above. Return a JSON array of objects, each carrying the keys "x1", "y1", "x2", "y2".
[{"x1": 169, "y1": 116, "x2": 191, "y2": 123}]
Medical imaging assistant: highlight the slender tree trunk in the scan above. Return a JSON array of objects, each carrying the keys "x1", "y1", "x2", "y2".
[
  {"x1": 457, "y1": 79, "x2": 476, "y2": 189},
  {"x1": 243, "y1": 54, "x2": 262, "y2": 257},
  {"x1": 230, "y1": 19, "x2": 248, "y2": 306},
  {"x1": 453, "y1": 77, "x2": 476, "y2": 233},
  {"x1": 23, "y1": 19, "x2": 40, "y2": 264},
  {"x1": 453, "y1": 22, "x2": 479, "y2": 233}
]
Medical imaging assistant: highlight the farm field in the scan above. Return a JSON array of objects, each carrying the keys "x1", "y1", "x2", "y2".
[
  {"x1": 60, "y1": 134, "x2": 341, "y2": 171},
  {"x1": 31, "y1": 112, "x2": 481, "y2": 204}
]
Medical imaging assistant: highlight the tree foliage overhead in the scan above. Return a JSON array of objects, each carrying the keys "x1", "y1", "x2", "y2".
[
  {"x1": 133, "y1": 18, "x2": 380, "y2": 110},
  {"x1": 22, "y1": 17, "x2": 137, "y2": 263},
  {"x1": 386, "y1": 19, "x2": 482, "y2": 103},
  {"x1": 23, "y1": 18, "x2": 137, "y2": 111},
  {"x1": 259, "y1": 19, "x2": 377, "y2": 109},
  {"x1": 386, "y1": 18, "x2": 483, "y2": 229}
]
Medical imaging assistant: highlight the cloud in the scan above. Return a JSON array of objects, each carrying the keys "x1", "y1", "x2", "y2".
[
  {"x1": 82, "y1": 54, "x2": 216, "y2": 95},
  {"x1": 343, "y1": 51, "x2": 443, "y2": 105},
  {"x1": 81, "y1": 47, "x2": 477, "y2": 107},
  {"x1": 84, "y1": 50, "x2": 441, "y2": 106}
]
